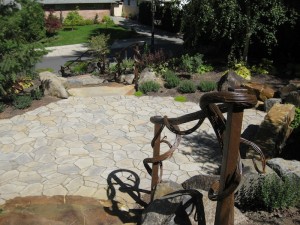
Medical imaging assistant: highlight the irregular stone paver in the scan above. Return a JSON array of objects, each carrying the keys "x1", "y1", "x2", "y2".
[{"x1": 0, "y1": 96, "x2": 265, "y2": 205}]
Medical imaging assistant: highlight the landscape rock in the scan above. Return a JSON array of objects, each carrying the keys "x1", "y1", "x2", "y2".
[
  {"x1": 247, "y1": 103, "x2": 295, "y2": 158},
  {"x1": 181, "y1": 174, "x2": 219, "y2": 191},
  {"x1": 264, "y1": 98, "x2": 282, "y2": 112},
  {"x1": 39, "y1": 71, "x2": 69, "y2": 99},
  {"x1": 242, "y1": 82, "x2": 275, "y2": 101},
  {"x1": 217, "y1": 70, "x2": 246, "y2": 91},
  {"x1": 138, "y1": 68, "x2": 159, "y2": 85},
  {"x1": 153, "y1": 180, "x2": 183, "y2": 200},
  {"x1": 283, "y1": 91, "x2": 300, "y2": 107},
  {"x1": 120, "y1": 74, "x2": 135, "y2": 85},
  {"x1": 279, "y1": 84, "x2": 298, "y2": 99},
  {"x1": 267, "y1": 158, "x2": 300, "y2": 181}
]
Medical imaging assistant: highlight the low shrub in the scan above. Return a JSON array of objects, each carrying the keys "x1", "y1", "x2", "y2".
[
  {"x1": 13, "y1": 95, "x2": 32, "y2": 109},
  {"x1": 0, "y1": 102, "x2": 5, "y2": 113},
  {"x1": 134, "y1": 91, "x2": 143, "y2": 97},
  {"x1": 83, "y1": 19, "x2": 94, "y2": 25},
  {"x1": 72, "y1": 61, "x2": 88, "y2": 74},
  {"x1": 251, "y1": 58, "x2": 275, "y2": 75},
  {"x1": 180, "y1": 53, "x2": 204, "y2": 73},
  {"x1": 102, "y1": 15, "x2": 114, "y2": 25},
  {"x1": 234, "y1": 63, "x2": 251, "y2": 80},
  {"x1": 197, "y1": 64, "x2": 214, "y2": 75},
  {"x1": 121, "y1": 58, "x2": 135, "y2": 73},
  {"x1": 178, "y1": 80, "x2": 196, "y2": 93},
  {"x1": 262, "y1": 174, "x2": 300, "y2": 210},
  {"x1": 31, "y1": 88, "x2": 43, "y2": 100},
  {"x1": 163, "y1": 70, "x2": 180, "y2": 89},
  {"x1": 291, "y1": 107, "x2": 300, "y2": 128},
  {"x1": 139, "y1": 81, "x2": 160, "y2": 94},
  {"x1": 174, "y1": 95, "x2": 186, "y2": 102},
  {"x1": 198, "y1": 81, "x2": 217, "y2": 92},
  {"x1": 45, "y1": 11, "x2": 62, "y2": 35}
]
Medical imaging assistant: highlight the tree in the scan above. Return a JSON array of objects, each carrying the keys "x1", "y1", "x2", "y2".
[
  {"x1": 181, "y1": 0, "x2": 298, "y2": 63},
  {"x1": 0, "y1": 0, "x2": 46, "y2": 99},
  {"x1": 45, "y1": 10, "x2": 62, "y2": 35}
]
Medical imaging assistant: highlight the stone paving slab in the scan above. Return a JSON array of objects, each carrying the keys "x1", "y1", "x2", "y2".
[
  {"x1": 0, "y1": 96, "x2": 266, "y2": 206},
  {"x1": 68, "y1": 85, "x2": 135, "y2": 97}
]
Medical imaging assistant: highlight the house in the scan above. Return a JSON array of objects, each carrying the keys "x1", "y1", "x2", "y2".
[{"x1": 39, "y1": 0, "x2": 120, "y2": 20}]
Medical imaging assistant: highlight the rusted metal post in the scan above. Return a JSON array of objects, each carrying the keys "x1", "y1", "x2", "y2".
[
  {"x1": 214, "y1": 104, "x2": 244, "y2": 225},
  {"x1": 150, "y1": 123, "x2": 161, "y2": 201}
]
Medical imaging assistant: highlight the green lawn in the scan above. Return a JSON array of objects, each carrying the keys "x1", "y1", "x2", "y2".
[{"x1": 46, "y1": 24, "x2": 139, "y2": 47}]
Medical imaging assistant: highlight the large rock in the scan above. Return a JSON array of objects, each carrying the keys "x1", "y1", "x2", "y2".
[
  {"x1": 138, "y1": 68, "x2": 159, "y2": 85},
  {"x1": 264, "y1": 98, "x2": 282, "y2": 112},
  {"x1": 120, "y1": 74, "x2": 135, "y2": 85},
  {"x1": 39, "y1": 71, "x2": 68, "y2": 99},
  {"x1": 247, "y1": 103, "x2": 295, "y2": 158},
  {"x1": 267, "y1": 158, "x2": 300, "y2": 181},
  {"x1": 181, "y1": 174, "x2": 219, "y2": 191},
  {"x1": 278, "y1": 83, "x2": 300, "y2": 107},
  {"x1": 217, "y1": 70, "x2": 246, "y2": 91},
  {"x1": 153, "y1": 180, "x2": 183, "y2": 200},
  {"x1": 242, "y1": 82, "x2": 275, "y2": 101}
]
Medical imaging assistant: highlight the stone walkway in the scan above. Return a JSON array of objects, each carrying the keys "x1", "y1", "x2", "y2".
[{"x1": 0, "y1": 96, "x2": 266, "y2": 207}]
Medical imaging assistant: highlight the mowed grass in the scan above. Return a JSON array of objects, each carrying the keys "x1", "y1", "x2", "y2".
[{"x1": 46, "y1": 24, "x2": 139, "y2": 47}]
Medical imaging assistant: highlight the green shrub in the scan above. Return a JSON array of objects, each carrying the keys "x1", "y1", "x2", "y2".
[
  {"x1": 262, "y1": 174, "x2": 300, "y2": 210},
  {"x1": 251, "y1": 58, "x2": 275, "y2": 75},
  {"x1": 0, "y1": 102, "x2": 5, "y2": 113},
  {"x1": 178, "y1": 80, "x2": 196, "y2": 93},
  {"x1": 174, "y1": 95, "x2": 187, "y2": 102},
  {"x1": 102, "y1": 15, "x2": 114, "y2": 25},
  {"x1": 139, "y1": 81, "x2": 160, "y2": 94},
  {"x1": 121, "y1": 58, "x2": 135, "y2": 73},
  {"x1": 234, "y1": 63, "x2": 251, "y2": 80},
  {"x1": 63, "y1": 8, "x2": 84, "y2": 29},
  {"x1": 134, "y1": 91, "x2": 143, "y2": 97},
  {"x1": 163, "y1": 70, "x2": 180, "y2": 89},
  {"x1": 237, "y1": 174, "x2": 300, "y2": 211},
  {"x1": 31, "y1": 88, "x2": 43, "y2": 100},
  {"x1": 180, "y1": 54, "x2": 204, "y2": 73},
  {"x1": 13, "y1": 95, "x2": 32, "y2": 109},
  {"x1": 72, "y1": 61, "x2": 88, "y2": 74},
  {"x1": 197, "y1": 64, "x2": 214, "y2": 74},
  {"x1": 291, "y1": 107, "x2": 300, "y2": 128},
  {"x1": 198, "y1": 81, "x2": 217, "y2": 92}
]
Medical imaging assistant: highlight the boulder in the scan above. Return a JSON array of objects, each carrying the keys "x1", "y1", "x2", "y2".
[
  {"x1": 247, "y1": 103, "x2": 295, "y2": 158},
  {"x1": 279, "y1": 84, "x2": 298, "y2": 99},
  {"x1": 138, "y1": 68, "x2": 159, "y2": 85},
  {"x1": 153, "y1": 180, "x2": 183, "y2": 200},
  {"x1": 39, "y1": 72, "x2": 68, "y2": 99},
  {"x1": 217, "y1": 70, "x2": 246, "y2": 91},
  {"x1": 120, "y1": 74, "x2": 135, "y2": 85},
  {"x1": 283, "y1": 91, "x2": 300, "y2": 107},
  {"x1": 242, "y1": 82, "x2": 275, "y2": 101},
  {"x1": 267, "y1": 158, "x2": 300, "y2": 181},
  {"x1": 181, "y1": 174, "x2": 219, "y2": 191},
  {"x1": 264, "y1": 98, "x2": 282, "y2": 112}
]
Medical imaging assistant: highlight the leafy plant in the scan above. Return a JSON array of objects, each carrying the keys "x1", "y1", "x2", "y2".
[
  {"x1": 143, "y1": 49, "x2": 166, "y2": 68},
  {"x1": 251, "y1": 58, "x2": 275, "y2": 75},
  {"x1": 30, "y1": 88, "x2": 43, "y2": 100},
  {"x1": 197, "y1": 64, "x2": 214, "y2": 75},
  {"x1": 291, "y1": 107, "x2": 300, "y2": 129},
  {"x1": 134, "y1": 91, "x2": 143, "y2": 97},
  {"x1": 72, "y1": 61, "x2": 88, "y2": 74},
  {"x1": 178, "y1": 80, "x2": 196, "y2": 93},
  {"x1": 45, "y1": 10, "x2": 62, "y2": 35},
  {"x1": 163, "y1": 70, "x2": 180, "y2": 89},
  {"x1": 234, "y1": 63, "x2": 251, "y2": 80},
  {"x1": 13, "y1": 95, "x2": 32, "y2": 109},
  {"x1": 121, "y1": 58, "x2": 135, "y2": 73},
  {"x1": 63, "y1": 7, "x2": 84, "y2": 30},
  {"x1": 198, "y1": 81, "x2": 217, "y2": 92},
  {"x1": 0, "y1": 102, "x2": 5, "y2": 113},
  {"x1": 139, "y1": 81, "x2": 160, "y2": 94},
  {"x1": 174, "y1": 95, "x2": 187, "y2": 102},
  {"x1": 261, "y1": 174, "x2": 300, "y2": 210},
  {"x1": 180, "y1": 54, "x2": 204, "y2": 73},
  {"x1": 102, "y1": 15, "x2": 114, "y2": 25}
]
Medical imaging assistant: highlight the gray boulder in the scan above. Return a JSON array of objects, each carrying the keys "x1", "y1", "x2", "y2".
[
  {"x1": 217, "y1": 70, "x2": 246, "y2": 91},
  {"x1": 39, "y1": 72, "x2": 68, "y2": 99},
  {"x1": 267, "y1": 158, "x2": 300, "y2": 181},
  {"x1": 120, "y1": 74, "x2": 135, "y2": 85}
]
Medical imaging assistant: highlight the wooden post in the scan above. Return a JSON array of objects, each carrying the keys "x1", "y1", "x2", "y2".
[
  {"x1": 150, "y1": 123, "x2": 161, "y2": 201},
  {"x1": 214, "y1": 104, "x2": 244, "y2": 225}
]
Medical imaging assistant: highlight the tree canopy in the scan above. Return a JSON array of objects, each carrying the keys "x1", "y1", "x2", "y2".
[
  {"x1": 0, "y1": 0, "x2": 46, "y2": 99},
  {"x1": 181, "y1": 0, "x2": 298, "y2": 63}
]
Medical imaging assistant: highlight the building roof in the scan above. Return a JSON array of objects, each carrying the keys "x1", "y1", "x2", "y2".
[{"x1": 39, "y1": 0, "x2": 117, "y2": 4}]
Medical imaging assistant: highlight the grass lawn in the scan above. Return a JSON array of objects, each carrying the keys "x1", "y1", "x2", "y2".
[{"x1": 46, "y1": 24, "x2": 139, "y2": 47}]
